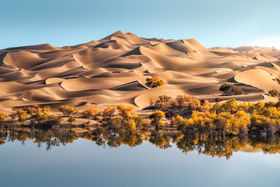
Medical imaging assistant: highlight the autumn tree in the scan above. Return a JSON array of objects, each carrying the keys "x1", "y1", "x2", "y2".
[
  {"x1": 117, "y1": 104, "x2": 135, "y2": 119},
  {"x1": 10, "y1": 109, "x2": 30, "y2": 125},
  {"x1": 59, "y1": 105, "x2": 78, "y2": 117},
  {"x1": 82, "y1": 107, "x2": 101, "y2": 120},
  {"x1": 26, "y1": 106, "x2": 54, "y2": 125},
  {"x1": 102, "y1": 106, "x2": 116, "y2": 121},
  {"x1": 0, "y1": 113, "x2": 8, "y2": 125},
  {"x1": 149, "y1": 110, "x2": 166, "y2": 130},
  {"x1": 67, "y1": 116, "x2": 76, "y2": 125}
]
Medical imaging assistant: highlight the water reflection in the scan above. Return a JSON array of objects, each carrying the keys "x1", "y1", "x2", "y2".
[{"x1": 1, "y1": 126, "x2": 280, "y2": 159}]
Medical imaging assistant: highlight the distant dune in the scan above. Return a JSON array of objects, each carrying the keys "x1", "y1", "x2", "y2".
[{"x1": 0, "y1": 31, "x2": 279, "y2": 111}]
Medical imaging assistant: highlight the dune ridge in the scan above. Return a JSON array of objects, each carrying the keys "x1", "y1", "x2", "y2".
[{"x1": 0, "y1": 31, "x2": 279, "y2": 111}]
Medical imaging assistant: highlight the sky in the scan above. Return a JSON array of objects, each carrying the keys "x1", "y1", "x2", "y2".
[{"x1": 0, "y1": 0, "x2": 280, "y2": 49}]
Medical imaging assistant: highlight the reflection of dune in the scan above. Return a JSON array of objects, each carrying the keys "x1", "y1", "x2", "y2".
[{"x1": 0, "y1": 31, "x2": 280, "y2": 110}]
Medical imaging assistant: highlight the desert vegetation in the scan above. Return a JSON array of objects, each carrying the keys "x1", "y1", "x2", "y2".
[
  {"x1": 1, "y1": 126, "x2": 280, "y2": 159},
  {"x1": 268, "y1": 89, "x2": 280, "y2": 97},
  {"x1": 151, "y1": 95, "x2": 280, "y2": 136},
  {"x1": 0, "y1": 95, "x2": 279, "y2": 159},
  {"x1": 0, "y1": 95, "x2": 279, "y2": 139},
  {"x1": 219, "y1": 83, "x2": 244, "y2": 96},
  {"x1": 145, "y1": 77, "x2": 164, "y2": 88}
]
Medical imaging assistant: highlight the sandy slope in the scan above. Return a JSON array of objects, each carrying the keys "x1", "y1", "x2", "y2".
[{"x1": 0, "y1": 31, "x2": 279, "y2": 111}]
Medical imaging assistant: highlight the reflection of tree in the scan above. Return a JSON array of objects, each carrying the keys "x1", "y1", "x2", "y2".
[
  {"x1": 0, "y1": 127, "x2": 77, "y2": 150},
  {"x1": 2, "y1": 127, "x2": 280, "y2": 158},
  {"x1": 92, "y1": 127, "x2": 143, "y2": 148},
  {"x1": 149, "y1": 131, "x2": 171, "y2": 149}
]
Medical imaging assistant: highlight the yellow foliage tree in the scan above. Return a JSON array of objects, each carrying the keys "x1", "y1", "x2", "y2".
[{"x1": 59, "y1": 105, "x2": 78, "y2": 116}]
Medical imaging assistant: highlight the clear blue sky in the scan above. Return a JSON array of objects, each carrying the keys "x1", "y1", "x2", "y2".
[{"x1": 1, "y1": 0, "x2": 280, "y2": 49}]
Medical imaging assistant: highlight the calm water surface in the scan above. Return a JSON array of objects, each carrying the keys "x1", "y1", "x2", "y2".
[{"x1": 1, "y1": 138, "x2": 280, "y2": 187}]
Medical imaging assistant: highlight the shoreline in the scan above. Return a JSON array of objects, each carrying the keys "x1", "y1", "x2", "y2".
[{"x1": 0, "y1": 96, "x2": 279, "y2": 138}]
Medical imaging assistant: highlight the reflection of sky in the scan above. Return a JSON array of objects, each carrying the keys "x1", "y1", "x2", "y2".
[
  {"x1": 1, "y1": 0, "x2": 280, "y2": 49},
  {"x1": 0, "y1": 139, "x2": 279, "y2": 187}
]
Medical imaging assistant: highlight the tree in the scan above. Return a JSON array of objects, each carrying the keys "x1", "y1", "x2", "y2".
[
  {"x1": 201, "y1": 100, "x2": 212, "y2": 111},
  {"x1": 83, "y1": 107, "x2": 101, "y2": 119},
  {"x1": 124, "y1": 119, "x2": 137, "y2": 132},
  {"x1": 117, "y1": 104, "x2": 135, "y2": 119},
  {"x1": 0, "y1": 113, "x2": 8, "y2": 125},
  {"x1": 149, "y1": 110, "x2": 166, "y2": 130},
  {"x1": 172, "y1": 95, "x2": 201, "y2": 111},
  {"x1": 154, "y1": 95, "x2": 172, "y2": 110},
  {"x1": 231, "y1": 111, "x2": 250, "y2": 135},
  {"x1": 67, "y1": 116, "x2": 76, "y2": 125},
  {"x1": 10, "y1": 109, "x2": 30, "y2": 125},
  {"x1": 171, "y1": 115, "x2": 185, "y2": 127},
  {"x1": 109, "y1": 116, "x2": 123, "y2": 129},
  {"x1": 26, "y1": 106, "x2": 53, "y2": 124},
  {"x1": 59, "y1": 105, "x2": 78, "y2": 116},
  {"x1": 214, "y1": 99, "x2": 239, "y2": 114},
  {"x1": 102, "y1": 106, "x2": 116, "y2": 120}
]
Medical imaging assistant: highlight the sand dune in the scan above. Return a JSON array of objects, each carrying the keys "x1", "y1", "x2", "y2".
[
  {"x1": 0, "y1": 31, "x2": 279, "y2": 111},
  {"x1": 235, "y1": 69, "x2": 280, "y2": 92}
]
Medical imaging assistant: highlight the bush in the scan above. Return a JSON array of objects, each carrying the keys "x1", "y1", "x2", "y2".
[
  {"x1": 219, "y1": 83, "x2": 244, "y2": 96},
  {"x1": 145, "y1": 77, "x2": 164, "y2": 88},
  {"x1": 268, "y1": 89, "x2": 279, "y2": 97}
]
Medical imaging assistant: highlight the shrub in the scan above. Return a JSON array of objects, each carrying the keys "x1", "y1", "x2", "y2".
[
  {"x1": 219, "y1": 83, "x2": 244, "y2": 96},
  {"x1": 145, "y1": 77, "x2": 164, "y2": 88},
  {"x1": 268, "y1": 89, "x2": 279, "y2": 97},
  {"x1": 219, "y1": 84, "x2": 232, "y2": 92}
]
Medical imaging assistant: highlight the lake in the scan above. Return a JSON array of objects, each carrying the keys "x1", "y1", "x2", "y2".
[{"x1": 1, "y1": 130, "x2": 280, "y2": 187}]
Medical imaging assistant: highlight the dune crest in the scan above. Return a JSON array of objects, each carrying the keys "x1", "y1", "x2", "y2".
[{"x1": 0, "y1": 31, "x2": 279, "y2": 111}]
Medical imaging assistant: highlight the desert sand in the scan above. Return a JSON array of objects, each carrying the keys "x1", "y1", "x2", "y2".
[{"x1": 0, "y1": 31, "x2": 279, "y2": 112}]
